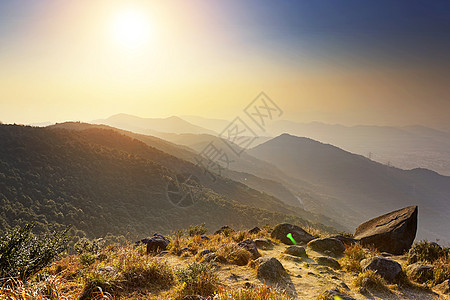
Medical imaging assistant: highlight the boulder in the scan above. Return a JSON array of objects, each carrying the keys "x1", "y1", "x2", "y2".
[
  {"x1": 284, "y1": 245, "x2": 307, "y2": 257},
  {"x1": 254, "y1": 238, "x2": 272, "y2": 249},
  {"x1": 237, "y1": 239, "x2": 261, "y2": 259},
  {"x1": 271, "y1": 223, "x2": 314, "y2": 245},
  {"x1": 354, "y1": 206, "x2": 418, "y2": 255},
  {"x1": 248, "y1": 226, "x2": 261, "y2": 234},
  {"x1": 308, "y1": 238, "x2": 345, "y2": 256},
  {"x1": 406, "y1": 263, "x2": 434, "y2": 283},
  {"x1": 328, "y1": 235, "x2": 357, "y2": 247},
  {"x1": 254, "y1": 256, "x2": 289, "y2": 283},
  {"x1": 360, "y1": 256, "x2": 403, "y2": 283},
  {"x1": 435, "y1": 279, "x2": 450, "y2": 294},
  {"x1": 146, "y1": 233, "x2": 170, "y2": 254},
  {"x1": 315, "y1": 256, "x2": 341, "y2": 270}
]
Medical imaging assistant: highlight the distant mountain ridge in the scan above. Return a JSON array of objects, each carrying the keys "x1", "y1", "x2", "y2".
[{"x1": 248, "y1": 133, "x2": 450, "y2": 243}]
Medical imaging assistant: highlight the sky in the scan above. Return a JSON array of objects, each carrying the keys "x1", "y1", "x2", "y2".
[{"x1": 0, "y1": 0, "x2": 449, "y2": 129}]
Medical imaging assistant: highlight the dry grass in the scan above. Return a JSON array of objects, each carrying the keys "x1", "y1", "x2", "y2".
[
  {"x1": 433, "y1": 255, "x2": 450, "y2": 285},
  {"x1": 214, "y1": 285, "x2": 292, "y2": 300},
  {"x1": 339, "y1": 243, "x2": 380, "y2": 273},
  {"x1": 353, "y1": 269, "x2": 390, "y2": 292}
]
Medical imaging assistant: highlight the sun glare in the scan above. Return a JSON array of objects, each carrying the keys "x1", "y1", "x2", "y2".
[{"x1": 110, "y1": 7, "x2": 153, "y2": 51}]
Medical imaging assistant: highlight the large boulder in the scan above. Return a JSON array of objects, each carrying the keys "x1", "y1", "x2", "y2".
[
  {"x1": 271, "y1": 223, "x2": 314, "y2": 245},
  {"x1": 237, "y1": 239, "x2": 261, "y2": 259},
  {"x1": 360, "y1": 256, "x2": 403, "y2": 283},
  {"x1": 146, "y1": 233, "x2": 170, "y2": 254},
  {"x1": 254, "y1": 256, "x2": 289, "y2": 283},
  {"x1": 354, "y1": 206, "x2": 418, "y2": 255},
  {"x1": 307, "y1": 238, "x2": 345, "y2": 256}
]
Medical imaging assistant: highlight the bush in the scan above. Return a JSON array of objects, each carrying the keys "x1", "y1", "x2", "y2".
[
  {"x1": 0, "y1": 224, "x2": 69, "y2": 281},
  {"x1": 409, "y1": 241, "x2": 448, "y2": 264},
  {"x1": 339, "y1": 243, "x2": 379, "y2": 273},
  {"x1": 74, "y1": 237, "x2": 104, "y2": 254},
  {"x1": 353, "y1": 270, "x2": 390, "y2": 292},
  {"x1": 433, "y1": 255, "x2": 450, "y2": 285},
  {"x1": 176, "y1": 262, "x2": 219, "y2": 298},
  {"x1": 188, "y1": 223, "x2": 208, "y2": 237}
]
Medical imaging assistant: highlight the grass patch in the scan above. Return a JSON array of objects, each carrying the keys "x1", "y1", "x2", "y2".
[
  {"x1": 353, "y1": 269, "x2": 390, "y2": 292},
  {"x1": 175, "y1": 262, "x2": 219, "y2": 298},
  {"x1": 215, "y1": 285, "x2": 292, "y2": 299},
  {"x1": 339, "y1": 243, "x2": 379, "y2": 273}
]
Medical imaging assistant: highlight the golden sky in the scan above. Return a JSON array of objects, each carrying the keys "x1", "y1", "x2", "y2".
[{"x1": 1, "y1": 0, "x2": 449, "y2": 129}]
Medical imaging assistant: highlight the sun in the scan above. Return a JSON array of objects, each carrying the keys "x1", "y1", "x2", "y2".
[{"x1": 110, "y1": 7, "x2": 153, "y2": 51}]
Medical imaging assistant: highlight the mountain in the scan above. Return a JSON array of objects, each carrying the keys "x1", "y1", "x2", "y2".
[
  {"x1": 267, "y1": 120, "x2": 450, "y2": 176},
  {"x1": 0, "y1": 124, "x2": 342, "y2": 239},
  {"x1": 93, "y1": 114, "x2": 216, "y2": 136},
  {"x1": 248, "y1": 133, "x2": 450, "y2": 244}
]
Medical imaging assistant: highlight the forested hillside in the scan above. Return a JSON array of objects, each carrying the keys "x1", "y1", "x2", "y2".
[{"x1": 0, "y1": 125, "x2": 337, "y2": 241}]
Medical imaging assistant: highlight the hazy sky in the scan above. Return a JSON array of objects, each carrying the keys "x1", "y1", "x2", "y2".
[{"x1": 1, "y1": 0, "x2": 449, "y2": 129}]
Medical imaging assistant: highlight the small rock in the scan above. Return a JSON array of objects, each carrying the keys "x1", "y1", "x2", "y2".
[
  {"x1": 315, "y1": 256, "x2": 341, "y2": 269},
  {"x1": 97, "y1": 266, "x2": 119, "y2": 276},
  {"x1": 360, "y1": 256, "x2": 403, "y2": 283},
  {"x1": 328, "y1": 235, "x2": 357, "y2": 246},
  {"x1": 271, "y1": 223, "x2": 314, "y2": 245},
  {"x1": 321, "y1": 289, "x2": 356, "y2": 300},
  {"x1": 308, "y1": 238, "x2": 345, "y2": 256},
  {"x1": 200, "y1": 235, "x2": 210, "y2": 241},
  {"x1": 281, "y1": 254, "x2": 303, "y2": 263},
  {"x1": 254, "y1": 256, "x2": 289, "y2": 283},
  {"x1": 284, "y1": 245, "x2": 307, "y2": 257},
  {"x1": 237, "y1": 239, "x2": 261, "y2": 259},
  {"x1": 204, "y1": 253, "x2": 216, "y2": 262},
  {"x1": 406, "y1": 263, "x2": 434, "y2": 283},
  {"x1": 254, "y1": 238, "x2": 272, "y2": 249},
  {"x1": 146, "y1": 233, "x2": 170, "y2": 254},
  {"x1": 199, "y1": 249, "x2": 211, "y2": 257},
  {"x1": 248, "y1": 226, "x2": 261, "y2": 234},
  {"x1": 435, "y1": 279, "x2": 450, "y2": 294}
]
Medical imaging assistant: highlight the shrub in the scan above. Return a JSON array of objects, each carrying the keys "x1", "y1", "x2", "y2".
[
  {"x1": 79, "y1": 272, "x2": 118, "y2": 300},
  {"x1": 339, "y1": 243, "x2": 378, "y2": 273},
  {"x1": 216, "y1": 242, "x2": 251, "y2": 266},
  {"x1": 176, "y1": 262, "x2": 219, "y2": 298},
  {"x1": 188, "y1": 223, "x2": 208, "y2": 237},
  {"x1": 409, "y1": 240, "x2": 448, "y2": 264},
  {"x1": 433, "y1": 255, "x2": 450, "y2": 285},
  {"x1": 353, "y1": 270, "x2": 390, "y2": 292},
  {"x1": 0, "y1": 224, "x2": 69, "y2": 282},
  {"x1": 74, "y1": 237, "x2": 104, "y2": 255}
]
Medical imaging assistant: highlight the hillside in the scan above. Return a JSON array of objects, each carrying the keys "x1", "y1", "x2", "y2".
[
  {"x1": 267, "y1": 120, "x2": 450, "y2": 176},
  {"x1": 0, "y1": 124, "x2": 341, "y2": 239},
  {"x1": 248, "y1": 134, "x2": 450, "y2": 244}
]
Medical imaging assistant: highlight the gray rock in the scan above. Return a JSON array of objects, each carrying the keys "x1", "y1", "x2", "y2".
[
  {"x1": 281, "y1": 254, "x2": 303, "y2": 263},
  {"x1": 199, "y1": 249, "x2": 211, "y2": 257},
  {"x1": 254, "y1": 256, "x2": 289, "y2": 283},
  {"x1": 238, "y1": 239, "x2": 261, "y2": 259},
  {"x1": 284, "y1": 245, "x2": 307, "y2": 257},
  {"x1": 248, "y1": 227, "x2": 261, "y2": 234},
  {"x1": 435, "y1": 279, "x2": 450, "y2": 294},
  {"x1": 146, "y1": 233, "x2": 170, "y2": 254},
  {"x1": 308, "y1": 238, "x2": 345, "y2": 256},
  {"x1": 271, "y1": 223, "x2": 314, "y2": 245},
  {"x1": 406, "y1": 263, "x2": 434, "y2": 283},
  {"x1": 315, "y1": 256, "x2": 341, "y2": 269},
  {"x1": 329, "y1": 235, "x2": 357, "y2": 247},
  {"x1": 254, "y1": 238, "x2": 272, "y2": 249},
  {"x1": 354, "y1": 206, "x2": 418, "y2": 255},
  {"x1": 360, "y1": 256, "x2": 403, "y2": 283}
]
